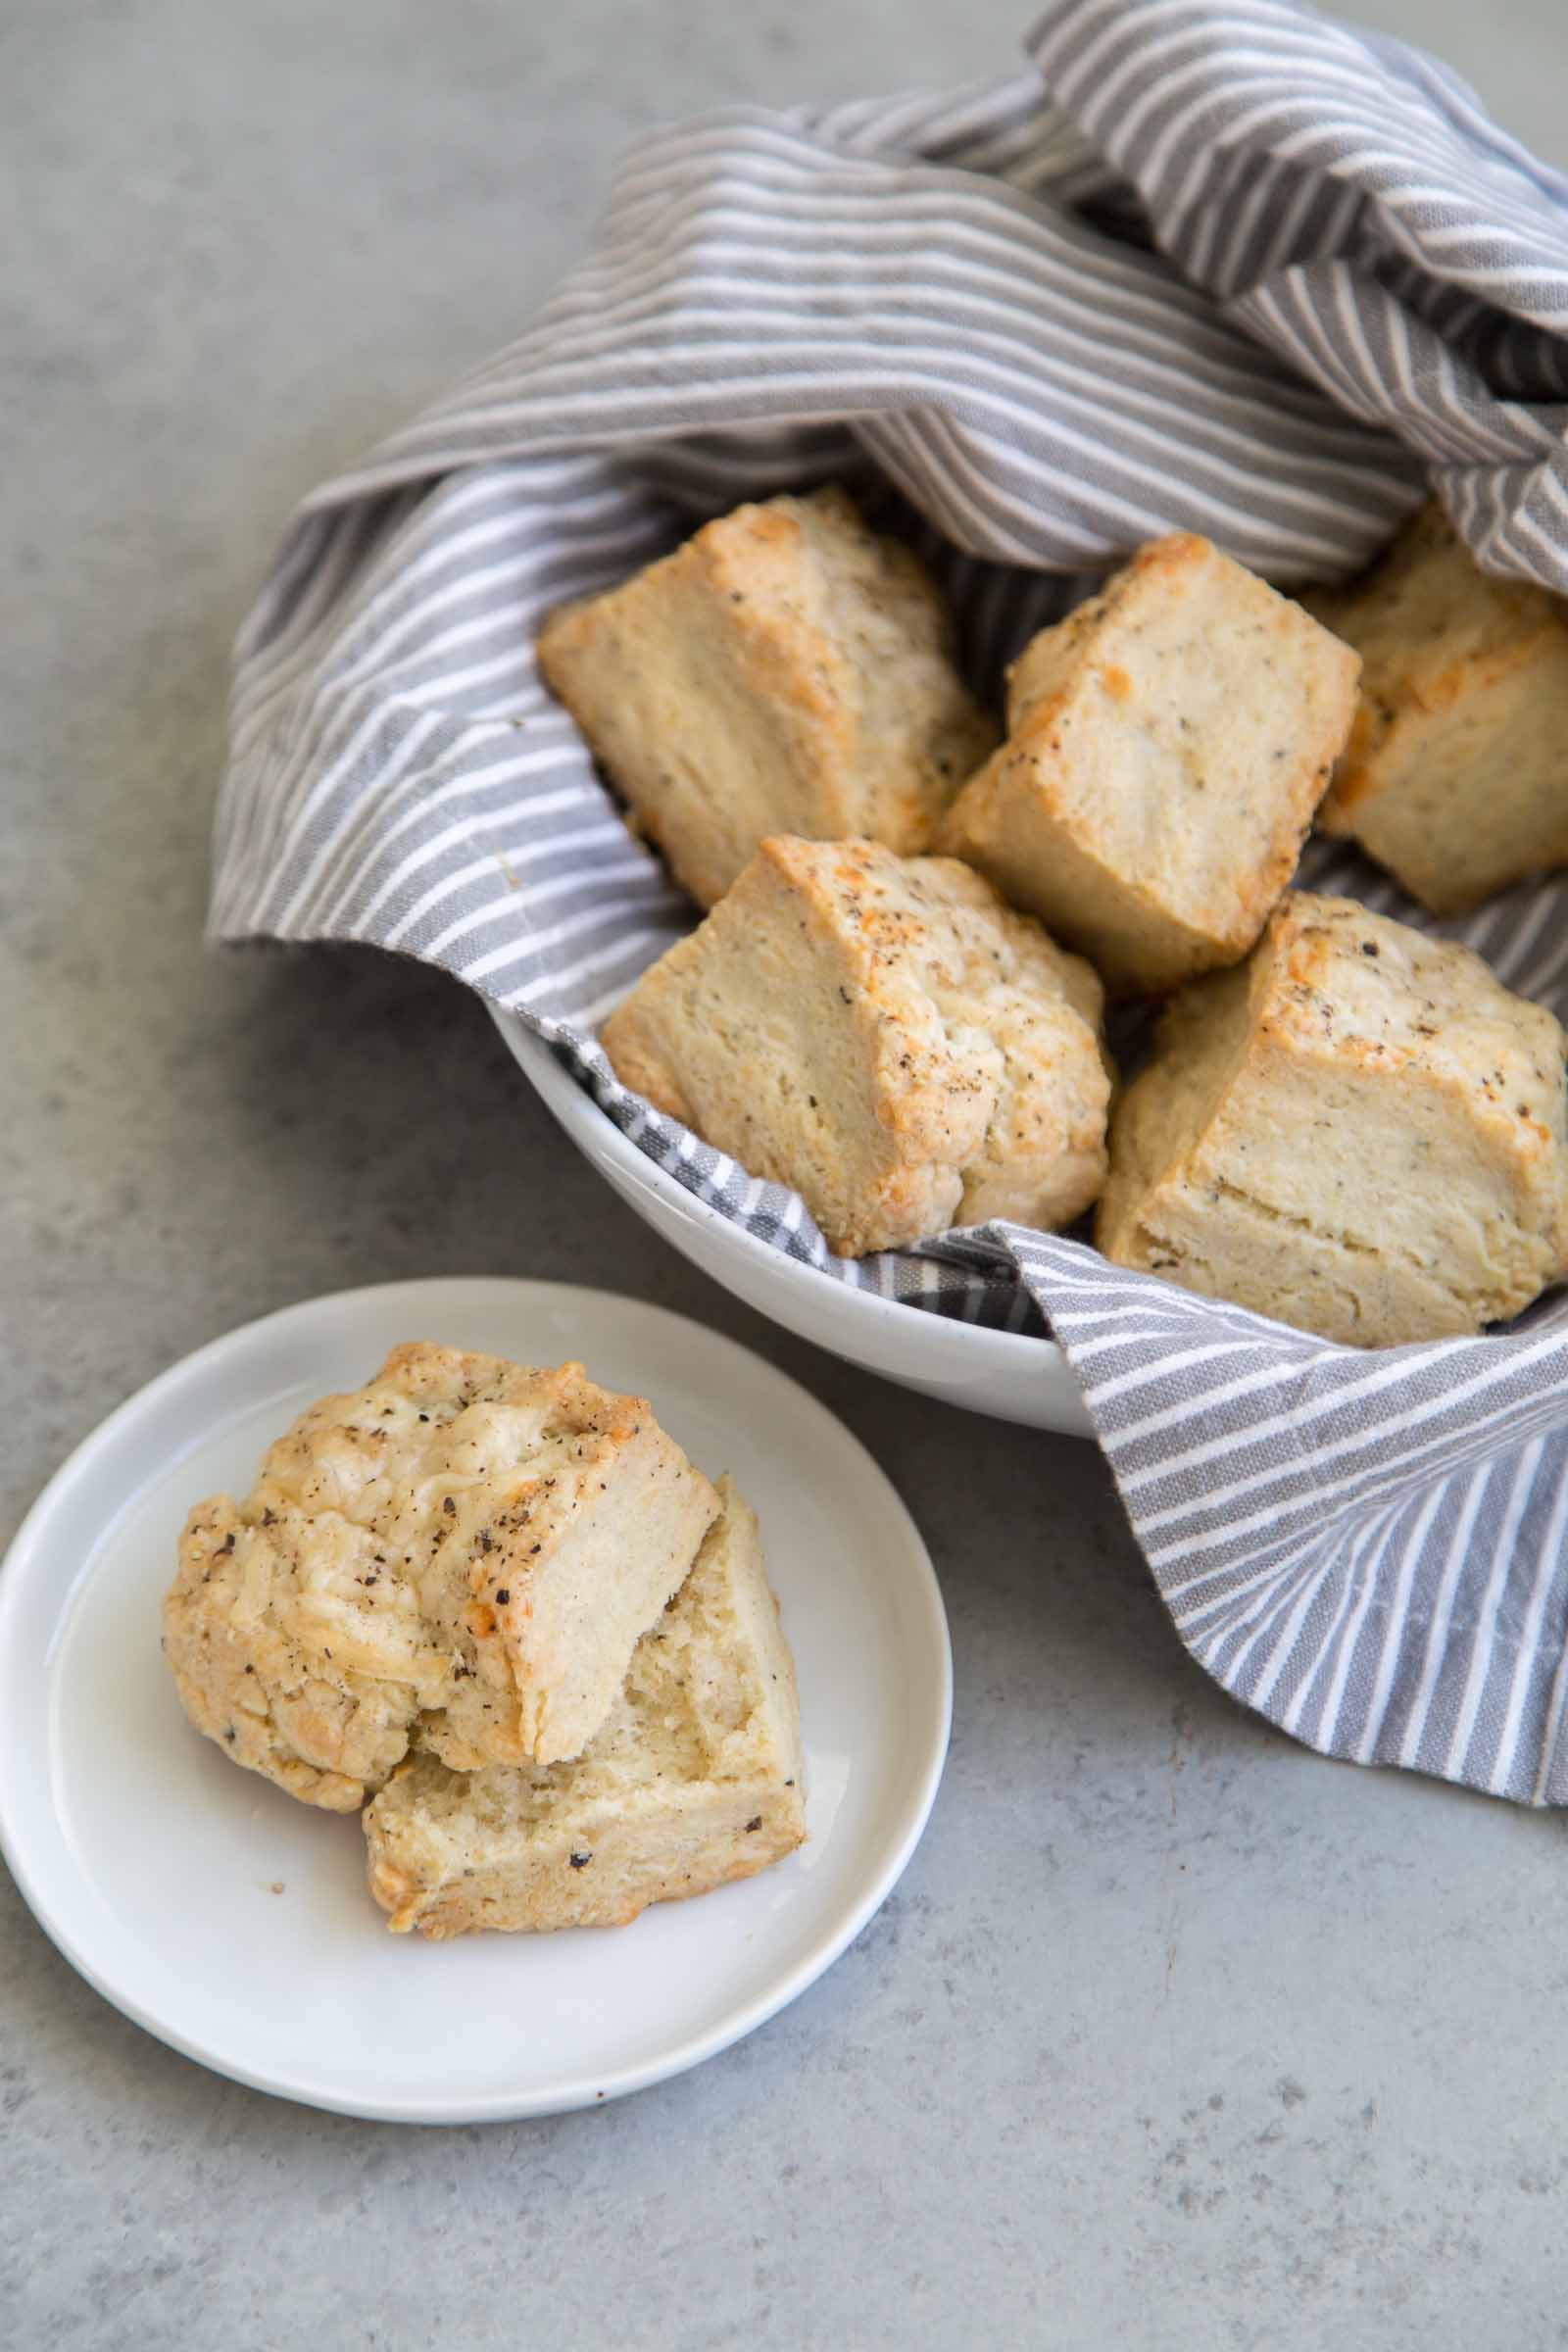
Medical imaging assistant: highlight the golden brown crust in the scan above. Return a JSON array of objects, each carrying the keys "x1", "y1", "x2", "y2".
[
  {"x1": 363, "y1": 1482, "x2": 807, "y2": 1936},
  {"x1": 162, "y1": 1344, "x2": 719, "y2": 1804},
  {"x1": 941, "y1": 532, "x2": 1359, "y2": 995},
  {"x1": 537, "y1": 487, "x2": 996, "y2": 908},
  {"x1": 1306, "y1": 503, "x2": 1568, "y2": 910},
  {"x1": 1098, "y1": 891, "x2": 1568, "y2": 1345},
  {"x1": 602, "y1": 835, "x2": 1111, "y2": 1257},
  {"x1": 164, "y1": 1496, "x2": 414, "y2": 1811}
]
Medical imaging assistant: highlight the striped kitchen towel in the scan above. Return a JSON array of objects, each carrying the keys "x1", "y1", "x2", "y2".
[{"x1": 209, "y1": 0, "x2": 1568, "y2": 1805}]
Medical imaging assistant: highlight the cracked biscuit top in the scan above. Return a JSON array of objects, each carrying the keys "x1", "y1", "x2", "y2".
[
  {"x1": 1097, "y1": 891, "x2": 1568, "y2": 1345},
  {"x1": 163, "y1": 1344, "x2": 719, "y2": 1808},
  {"x1": 602, "y1": 834, "x2": 1112, "y2": 1258}
]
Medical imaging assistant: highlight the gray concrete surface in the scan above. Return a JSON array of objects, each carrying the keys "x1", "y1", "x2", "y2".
[{"x1": 5, "y1": 3, "x2": 1568, "y2": 2345}]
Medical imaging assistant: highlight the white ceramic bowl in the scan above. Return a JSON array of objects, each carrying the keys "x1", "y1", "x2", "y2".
[{"x1": 492, "y1": 1010, "x2": 1092, "y2": 1436}]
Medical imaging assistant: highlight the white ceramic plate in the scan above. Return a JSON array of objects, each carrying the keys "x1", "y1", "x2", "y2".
[
  {"x1": 0, "y1": 1279, "x2": 951, "y2": 2124},
  {"x1": 492, "y1": 1012, "x2": 1094, "y2": 1437}
]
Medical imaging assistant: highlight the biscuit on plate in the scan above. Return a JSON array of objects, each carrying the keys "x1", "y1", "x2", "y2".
[
  {"x1": 163, "y1": 1344, "x2": 719, "y2": 1806},
  {"x1": 536, "y1": 486, "x2": 997, "y2": 909},
  {"x1": 1307, "y1": 502, "x2": 1568, "y2": 911},
  {"x1": 364, "y1": 1479, "x2": 806, "y2": 1936},
  {"x1": 601, "y1": 834, "x2": 1112, "y2": 1258},
  {"x1": 1097, "y1": 891, "x2": 1568, "y2": 1346},
  {"x1": 939, "y1": 533, "x2": 1360, "y2": 996}
]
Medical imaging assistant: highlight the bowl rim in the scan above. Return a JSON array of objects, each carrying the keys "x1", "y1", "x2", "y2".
[{"x1": 488, "y1": 1005, "x2": 1068, "y2": 1384}]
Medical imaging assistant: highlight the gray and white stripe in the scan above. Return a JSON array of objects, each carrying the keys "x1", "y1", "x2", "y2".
[{"x1": 210, "y1": 0, "x2": 1568, "y2": 1802}]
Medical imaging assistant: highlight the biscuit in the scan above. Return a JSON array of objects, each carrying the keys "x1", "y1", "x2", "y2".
[
  {"x1": 1097, "y1": 892, "x2": 1568, "y2": 1345},
  {"x1": 364, "y1": 1479, "x2": 806, "y2": 1936},
  {"x1": 537, "y1": 487, "x2": 996, "y2": 908},
  {"x1": 939, "y1": 533, "x2": 1360, "y2": 996},
  {"x1": 602, "y1": 834, "x2": 1112, "y2": 1257},
  {"x1": 1308, "y1": 503, "x2": 1568, "y2": 911},
  {"x1": 163, "y1": 1345, "x2": 719, "y2": 1805}
]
